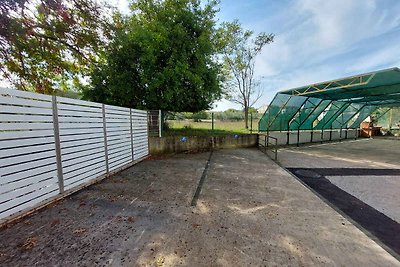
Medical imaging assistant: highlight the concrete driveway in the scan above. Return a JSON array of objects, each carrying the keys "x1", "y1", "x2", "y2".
[{"x1": 0, "y1": 148, "x2": 398, "y2": 266}]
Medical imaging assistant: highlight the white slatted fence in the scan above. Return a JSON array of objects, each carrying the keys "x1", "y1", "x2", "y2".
[{"x1": 0, "y1": 88, "x2": 149, "y2": 223}]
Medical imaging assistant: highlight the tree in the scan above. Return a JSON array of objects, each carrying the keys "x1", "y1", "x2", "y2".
[
  {"x1": 217, "y1": 20, "x2": 274, "y2": 128},
  {"x1": 0, "y1": 0, "x2": 116, "y2": 94},
  {"x1": 82, "y1": 0, "x2": 223, "y2": 112}
]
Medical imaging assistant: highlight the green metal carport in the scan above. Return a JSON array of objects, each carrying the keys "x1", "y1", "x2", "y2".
[{"x1": 259, "y1": 67, "x2": 400, "y2": 145}]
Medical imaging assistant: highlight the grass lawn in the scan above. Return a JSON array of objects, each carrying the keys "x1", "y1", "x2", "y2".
[{"x1": 164, "y1": 120, "x2": 259, "y2": 136}]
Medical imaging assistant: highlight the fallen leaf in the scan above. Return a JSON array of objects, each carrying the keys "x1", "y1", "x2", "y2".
[
  {"x1": 127, "y1": 216, "x2": 134, "y2": 224},
  {"x1": 22, "y1": 237, "x2": 37, "y2": 250},
  {"x1": 72, "y1": 228, "x2": 87, "y2": 235}
]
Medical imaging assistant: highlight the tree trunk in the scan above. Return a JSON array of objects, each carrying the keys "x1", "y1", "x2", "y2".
[{"x1": 244, "y1": 106, "x2": 249, "y2": 129}]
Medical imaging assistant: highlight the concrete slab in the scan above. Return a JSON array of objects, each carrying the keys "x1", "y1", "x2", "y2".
[
  {"x1": 278, "y1": 138, "x2": 400, "y2": 169},
  {"x1": 0, "y1": 148, "x2": 399, "y2": 266}
]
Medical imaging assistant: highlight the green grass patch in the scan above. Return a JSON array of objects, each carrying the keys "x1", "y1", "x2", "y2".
[{"x1": 164, "y1": 120, "x2": 258, "y2": 136}]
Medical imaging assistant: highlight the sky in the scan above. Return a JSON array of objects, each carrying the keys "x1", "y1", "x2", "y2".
[{"x1": 4, "y1": 0, "x2": 400, "y2": 111}]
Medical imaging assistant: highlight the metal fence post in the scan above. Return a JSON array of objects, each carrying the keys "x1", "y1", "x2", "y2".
[
  {"x1": 102, "y1": 104, "x2": 109, "y2": 173},
  {"x1": 158, "y1": 110, "x2": 162, "y2": 137},
  {"x1": 211, "y1": 112, "x2": 214, "y2": 134},
  {"x1": 130, "y1": 109, "x2": 134, "y2": 161},
  {"x1": 250, "y1": 113, "x2": 253, "y2": 133},
  {"x1": 52, "y1": 95, "x2": 64, "y2": 194},
  {"x1": 265, "y1": 135, "x2": 267, "y2": 153}
]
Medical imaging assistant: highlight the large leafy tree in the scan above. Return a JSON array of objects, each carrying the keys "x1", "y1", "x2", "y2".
[
  {"x1": 83, "y1": 0, "x2": 222, "y2": 112},
  {"x1": 217, "y1": 20, "x2": 274, "y2": 128},
  {"x1": 0, "y1": 0, "x2": 115, "y2": 94}
]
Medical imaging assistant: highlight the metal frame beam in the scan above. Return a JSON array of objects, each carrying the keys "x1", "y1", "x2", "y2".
[{"x1": 286, "y1": 97, "x2": 309, "y2": 145}]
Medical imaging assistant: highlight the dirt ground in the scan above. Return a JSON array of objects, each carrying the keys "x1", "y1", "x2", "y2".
[{"x1": 0, "y1": 148, "x2": 399, "y2": 266}]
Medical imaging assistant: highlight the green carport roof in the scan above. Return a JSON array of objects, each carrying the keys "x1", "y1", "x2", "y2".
[
  {"x1": 279, "y1": 67, "x2": 400, "y2": 106},
  {"x1": 259, "y1": 67, "x2": 400, "y2": 133}
]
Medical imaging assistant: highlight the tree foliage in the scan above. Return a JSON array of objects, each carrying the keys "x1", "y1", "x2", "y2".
[
  {"x1": 0, "y1": 0, "x2": 115, "y2": 94},
  {"x1": 217, "y1": 20, "x2": 274, "y2": 128},
  {"x1": 82, "y1": 0, "x2": 223, "y2": 112}
]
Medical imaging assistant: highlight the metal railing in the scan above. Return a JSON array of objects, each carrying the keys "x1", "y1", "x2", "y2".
[{"x1": 259, "y1": 134, "x2": 278, "y2": 161}]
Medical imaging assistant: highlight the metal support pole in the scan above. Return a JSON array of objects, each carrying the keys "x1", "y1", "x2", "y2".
[
  {"x1": 286, "y1": 97, "x2": 309, "y2": 145},
  {"x1": 250, "y1": 113, "x2": 253, "y2": 133},
  {"x1": 337, "y1": 104, "x2": 366, "y2": 140},
  {"x1": 321, "y1": 102, "x2": 351, "y2": 142},
  {"x1": 267, "y1": 95, "x2": 292, "y2": 131},
  {"x1": 211, "y1": 112, "x2": 214, "y2": 134},
  {"x1": 264, "y1": 135, "x2": 267, "y2": 153},
  {"x1": 130, "y1": 109, "x2": 134, "y2": 161},
  {"x1": 296, "y1": 99, "x2": 324, "y2": 144},
  {"x1": 102, "y1": 104, "x2": 109, "y2": 174},
  {"x1": 158, "y1": 110, "x2": 162, "y2": 137},
  {"x1": 52, "y1": 95, "x2": 64, "y2": 194}
]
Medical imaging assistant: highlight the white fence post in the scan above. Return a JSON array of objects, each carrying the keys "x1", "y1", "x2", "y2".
[
  {"x1": 102, "y1": 104, "x2": 109, "y2": 173},
  {"x1": 52, "y1": 95, "x2": 64, "y2": 193},
  {"x1": 158, "y1": 110, "x2": 162, "y2": 137},
  {"x1": 130, "y1": 109, "x2": 134, "y2": 161}
]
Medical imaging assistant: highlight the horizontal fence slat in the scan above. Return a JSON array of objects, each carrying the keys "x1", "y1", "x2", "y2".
[
  {"x1": 61, "y1": 142, "x2": 105, "y2": 156},
  {"x1": 0, "y1": 95, "x2": 52, "y2": 109},
  {"x1": 105, "y1": 104, "x2": 131, "y2": 112},
  {"x1": 56, "y1": 96, "x2": 102, "y2": 107},
  {"x1": 0, "y1": 164, "x2": 57, "y2": 188},
  {"x1": 107, "y1": 136, "x2": 131, "y2": 144},
  {"x1": 61, "y1": 152, "x2": 105, "y2": 166},
  {"x1": 58, "y1": 116, "x2": 103, "y2": 123},
  {"x1": 0, "y1": 122, "x2": 54, "y2": 131},
  {"x1": 59, "y1": 122, "x2": 104, "y2": 129},
  {"x1": 61, "y1": 147, "x2": 105, "y2": 162},
  {"x1": 0, "y1": 105, "x2": 53, "y2": 115},
  {"x1": 0, "y1": 130, "x2": 54, "y2": 140},
  {"x1": 0, "y1": 187, "x2": 59, "y2": 219},
  {"x1": 108, "y1": 148, "x2": 131, "y2": 160},
  {"x1": 0, "y1": 88, "x2": 52, "y2": 101},
  {"x1": 0, "y1": 176, "x2": 58, "y2": 204},
  {"x1": 0, "y1": 157, "x2": 57, "y2": 177},
  {"x1": 0, "y1": 171, "x2": 56, "y2": 195},
  {"x1": 60, "y1": 138, "x2": 104, "y2": 149},
  {"x1": 57, "y1": 103, "x2": 102, "y2": 113},
  {"x1": 58, "y1": 110, "x2": 103, "y2": 118},
  {"x1": 59, "y1": 128, "x2": 104, "y2": 135},
  {"x1": 0, "y1": 114, "x2": 53, "y2": 122},
  {"x1": 63, "y1": 160, "x2": 106, "y2": 180},
  {"x1": 64, "y1": 168, "x2": 105, "y2": 189},
  {"x1": 0, "y1": 150, "x2": 56, "y2": 167},
  {"x1": 108, "y1": 142, "x2": 131, "y2": 151},
  {"x1": 59, "y1": 132, "x2": 103, "y2": 142},
  {"x1": 109, "y1": 156, "x2": 131, "y2": 171},
  {"x1": 62, "y1": 152, "x2": 105, "y2": 168},
  {"x1": 0, "y1": 139, "x2": 55, "y2": 151},
  {"x1": 109, "y1": 153, "x2": 131, "y2": 166},
  {"x1": 63, "y1": 156, "x2": 106, "y2": 176}
]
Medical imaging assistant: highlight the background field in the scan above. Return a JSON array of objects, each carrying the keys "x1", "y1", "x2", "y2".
[{"x1": 165, "y1": 119, "x2": 259, "y2": 136}]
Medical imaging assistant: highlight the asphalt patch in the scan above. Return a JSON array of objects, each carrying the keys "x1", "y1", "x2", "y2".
[{"x1": 288, "y1": 168, "x2": 400, "y2": 257}]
